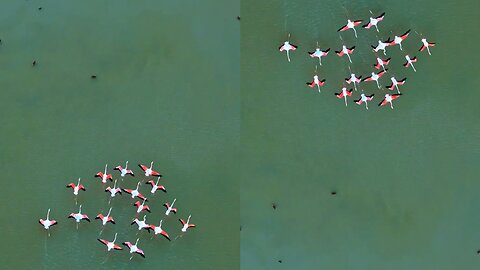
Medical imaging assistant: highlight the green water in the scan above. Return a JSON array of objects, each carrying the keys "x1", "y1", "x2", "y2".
[
  {"x1": 241, "y1": 0, "x2": 480, "y2": 269},
  {"x1": 0, "y1": 1, "x2": 239, "y2": 269}
]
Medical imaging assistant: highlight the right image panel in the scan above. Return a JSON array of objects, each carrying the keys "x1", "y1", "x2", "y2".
[{"x1": 240, "y1": 0, "x2": 480, "y2": 269}]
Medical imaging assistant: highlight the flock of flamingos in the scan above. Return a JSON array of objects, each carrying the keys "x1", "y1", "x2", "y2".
[
  {"x1": 38, "y1": 161, "x2": 195, "y2": 259},
  {"x1": 278, "y1": 12, "x2": 436, "y2": 109}
]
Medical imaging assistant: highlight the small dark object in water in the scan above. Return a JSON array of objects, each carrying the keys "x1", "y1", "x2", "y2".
[
  {"x1": 331, "y1": 191, "x2": 337, "y2": 195},
  {"x1": 240, "y1": 226, "x2": 242, "y2": 231},
  {"x1": 477, "y1": 250, "x2": 480, "y2": 254},
  {"x1": 32, "y1": 60, "x2": 36, "y2": 66},
  {"x1": 278, "y1": 260, "x2": 282, "y2": 263},
  {"x1": 237, "y1": 16, "x2": 240, "y2": 20},
  {"x1": 38, "y1": 7, "x2": 42, "y2": 10},
  {"x1": 272, "y1": 203, "x2": 277, "y2": 210},
  {"x1": 91, "y1": 75, "x2": 97, "y2": 79}
]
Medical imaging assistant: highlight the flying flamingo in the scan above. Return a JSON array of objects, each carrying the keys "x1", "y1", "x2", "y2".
[
  {"x1": 149, "y1": 220, "x2": 170, "y2": 241},
  {"x1": 362, "y1": 70, "x2": 387, "y2": 89},
  {"x1": 122, "y1": 182, "x2": 147, "y2": 201},
  {"x1": 105, "y1": 179, "x2": 122, "y2": 199},
  {"x1": 146, "y1": 177, "x2": 166, "y2": 194},
  {"x1": 338, "y1": 19, "x2": 363, "y2": 38},
  {"x1": 335, "y1": 87, "x2": 353, "y2": 107},
  {"x1": 335, "y1": 45, "x2": 355, "y2": 63},
  {"x1": 306, "y1": 75, "x2": 326, "y2": 93},
  {"x1": 139, "y1": 162, "x2": 161, "y2": 177},
  {"x1": 363, "y1": 12, "x2": 385, "y2": 32},
  {"x1": 66, "y1": 178, "x2": 85, "y2": 204},
  {"x1": 180, "y1": 215, "x2": 196, "y2": 232},
  {"x1": 123, "y1": 239, "x2": 145, "y2": 259},
  {"x1": 308, "y1": 45, "x2": 329, "y2": 65},
  {"x1": 68, "y1": 204, "x2": 90, "y2": 229},
  {"x1": 95, "y1": 207, "x2": 115, "y2": 225},
  {"x1": 386, "y1": 77, "x2": 407, "y2": 93},
  {"x1": 345, "y1": 73, "x2": 362, "y2": 91},
  {"x1": 371, "y1": 39, "x2": 391, "y2": 55},
  {"x1": 419, "y1": 38, "x2": 435, "y2": 55},
  {"x1": 388, "y1": 29, "x2": 410, "y2": 50},
  {"x1": 404, "y1": 55, "x2": 417, "y2": 72},
  {"x1": 374, "y1": 57, "x2": 390, "y2": 71},
  {"x1": 95, "y1": 164, "x2": 113, "y2": 183},
  {"x1": 39, "y1": 208, "x2": 57, "y2": 236},
  {"x1": 131, "y1": 215, "x2": 151, "y2": 232},
  {"x1": 378, "y1": 94, "x2": 402, "y2": 109},
  {"x1": 164, "y1": 199, "x2": 177, "y2": 215},
  {"x1": 133, "y1": 199, "x2": 151, "y2": 213},
  {"x1": 114, "y1": 161, "x2": 134, "y2": 177},
  {"x1": 278, "y1": 34, "x2": 297, "y2": 62},
  {"x1": 354, "y1": 93, "x2": 375, "y2": 110},
  {"x1": 98, "y1": 233, "x2": 122, "y2": 252}
]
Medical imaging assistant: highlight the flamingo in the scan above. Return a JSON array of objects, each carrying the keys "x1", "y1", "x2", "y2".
[
  {"x1": 139, "y1": 162, "x2": 161, "y2": 177},
  {"x1": 180, "y1": 215, "x2": 196, "y2": 232},
  {"x1": 133, "y1": 200, "x2": 151, "y2": 213},
  {"x1": 371, "y1": 40, "x2": 391, "y2": 55},
  {"x1": 95, "y1": 164, "x2": 113, "y2": 183},
  {"x1": 362, "y1": 70, "x2": 387, "y2": 89},
  {"x1": 334, "y1": 87, "x2": 353, "y2": 107},
  {"x1": 308, "y1": 46, "x2": 329, "y2": 65},
  {"x1": 306, "y1": 75, "x2": 326, "y2": 93},
  {"x1": 354, "y1": 93, "x2": 375, "y2": 110},
  {"x1": 363, "y1": 12, "x2": 385, "y2": 32},
  {"x1": 105, "y1": 179, "x2": 122, "y2": 198},
  {"x1": 374, "y1": 57, "x2": 390, "y2": 71},
  {"x1": 379, "y1": 94, "x2": 402, "y2": 109},
  {"x1": 419, "y1": 38, "x2": 435, "y2": 55},
  {"x1": 146, "y1": 177, "x2": 166, "y2": 194},
  {"x1": 149, "y1": 220, "x2": 170, "y2": 241},
  {"x1": 404, "y1": 55, "x2": 417, "y2": 72},
  {"x1": 278, "y1": 34, "x2": 297, "y2": 62},
  {"x1": 122, "y1": 182, "x2": 147, "y2": 201},
  {"x1": 345, "y1": 73, "x2": 362, "y2": 91},
  {"x1": 386, "y1": 77, "x2": 407, "y2": 93},
  {"x1": 114, "y1": 161, "x2": 134, "y2": 177},
  {"x1": 66, "y1": 178, "x2": 85, "y2": 196},
  {"x1": 164, "y1": 198, "x2": 177, "y2": 215},
  {"x1": 39, "y1": 208, "x2": 57, "y2": 235},
  {"x1": 388, "y1": 29, "x2": 410, "y2": 50},
  {"x1": 68, "y1": 205, "x2": 90, "y2": 229},
  {"x1": 335, "y1": 45, "x2": 355, "y2": 63},
  {"x1": 337, "y1": 19, "x2": 363, "y2": 38},
  {"x1": 98, "y1": 233, "x2": 122, "y2": 251},
  {"x1": 131, "y1": 215, "x2": 151, "y2": 232},
  {"x1": 95, "y1": 207, "x2": 115, "y2": 225},
  {"x1": 123, "y1": 238, "x2": 145, "y2": 259}
]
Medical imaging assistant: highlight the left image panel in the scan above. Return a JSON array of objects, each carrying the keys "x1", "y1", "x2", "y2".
[{"x1": 0, "y1": 1, "x2": 239, "y2": 269}]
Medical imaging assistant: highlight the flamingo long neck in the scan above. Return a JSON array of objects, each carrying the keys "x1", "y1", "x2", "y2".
[
  {"x1": 77, "y1": 178, "x2": 81, "y2": 186},
  {"x1": 47, "y1": 209, "x2": 50, "y2": 220},
  {"x1": 149, "y1": 162, "x2": 153, "y2": 169},
  {"x1": 113, "y1": 233, "x2": 117, "y2": 243},
  {"x1": 135, "y1": 238, "x2": 139, "y2": 246},
  {"x1": 136, "y1": 182, "x2": 140, "y2": 190},
  {"x1": 104, "y1": 164, "x2": 108, "y2": 173},
  {"x1": 141, "y1": 200, "x2": 145, "y2": 206},
  {"x1": 114, "y1": 180, "x2": 117, "y2": 188},
  {"x1": 125, "y1": 161, "x2": 129, "y2": 169},
  {"x1": 172, "y1": 198, "x2": 177, "y2": 206},
  {"x1": 156, "y1": 177, "x2": 160, "y2": 185},
  {"x1": 186, "y1": 215, "x2": 191, "y2": 224},
  {"x1": 107, "y1": 207, "x2": 112, "y2": 217},
  {"x1": 143, "y1": 215, "x2": 146, "y2": 222},
  {"x1": 79, "y1": 205, "x2": 82, "y2": 214},
  {"x1": 159, "y1": 220, "x2": 163, "y2": 227}
]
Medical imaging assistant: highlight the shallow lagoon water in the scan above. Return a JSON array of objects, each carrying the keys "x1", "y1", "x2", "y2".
[
  {"x1": 241, "y1": 0, "x2": 480, "y2": 269},
  {"x1": 0, "y1": 1, "x2": 239, "y2": 269}
]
